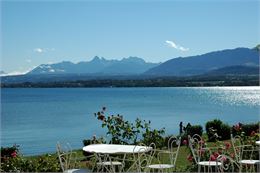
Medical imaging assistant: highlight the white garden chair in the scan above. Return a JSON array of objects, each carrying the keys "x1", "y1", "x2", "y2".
[
  {"x1": 230, "y1": 134, "x2": 260, "y2": 172},
  {"x1": 56, "y1": 142, "x2": 91, "y2": 173},
  {"x1": 87, "y1": 135, "x2": 124, "y2": 173},
  {"x1": 216, "y1": 154, "x2": 240, "y2": 173},
  {"x1": 188, "y1": 134, "x2": 222, "y2": 173},
  {"x1": 129, "y1": 142, "x2": 156, "y2": 173},
  {"x1": 95, "y1": 153, "x2": 124, "y2": 173},
  {"x1": 146, "y1": 136, "x2": 181, "y2": 172}
]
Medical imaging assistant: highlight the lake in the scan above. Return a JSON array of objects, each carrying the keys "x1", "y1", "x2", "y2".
[{"x1": 1, "y1": 87, "x2": 260, "y2": 156}]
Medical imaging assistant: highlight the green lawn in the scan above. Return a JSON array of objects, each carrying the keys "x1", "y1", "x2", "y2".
[{"x1": 24, "y1": 140, "x2": 233, "y2": 172}]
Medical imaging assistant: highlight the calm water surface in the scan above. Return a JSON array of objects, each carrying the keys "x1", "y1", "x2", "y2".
[{"x1": 1, "y1": 87, "x2": 260, "y2": 155}]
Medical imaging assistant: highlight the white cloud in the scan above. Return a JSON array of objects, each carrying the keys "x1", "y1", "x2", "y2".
[
  {"x1": 34, "y1": 48, "x2": 44, "y2": 53},
  {"x1": 165, "y1": 40, "x2": 178, "y2": 49},
  {"x1": 33, "y1": 48, "x2": 55, "y2": 53},
  {"x1": 179, "y1": 46, "x2": 189, "y2": 51},
  {"x1": 165, "y1": 40, "x2": 189, "y2": 51}
]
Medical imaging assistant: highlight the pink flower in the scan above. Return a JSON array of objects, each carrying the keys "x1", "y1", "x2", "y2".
[
  {"x1": 220, "y1": 156, "x2": 227, "y2": 162},
  {"x1": 187, "y1": 154, "x2": 193, "y2": 162},
  {"x1": 182, "y1": 140, "x2": 187, "y2": 145},
  {"x1": 210, "y1": 154, "x2": 216, "y2": 161},
  {"x1": 213, "y1": 152, "x2": 219, "y2": 158},
  {"x1": 230, "y1": 153, "x2": 235, "y2": 159},
  {"x1": 11, "y1": 151, "x2": 17, "y2": 158},
  {"x1": 250, "y1": 131, "x2": 256, "y2": 137},
  {"x1": 224, "y1": 142, "x2": 231, "y2": 150}
]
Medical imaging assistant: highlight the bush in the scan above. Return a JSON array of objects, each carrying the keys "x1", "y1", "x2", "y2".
[
  {"x1": 206, "y1": 119, "x2": 231, "y2": 141},
  {"x1": 220, "y1": 123, "x2": 231, "y2": 140},
  {"x1": 142, "y1": 124, "x2": 165, "y2": 148},
  {"x1": 93, "y1": 107, "x2": 165, "y2": 145},
  {"x1": 180, "y1": 124, "x2": 203, "y2": 145},
  {"x1": 1, "y1": 145, "x2": 61, "y2": 172},
  {"x1": 83, "y1": 136, "x2": 105, "y2": 146},
  {"x1": 232, "y1": 122, "x2": 260, "y2": 137},
  {"x1": 242, "y1": 123, "x2": 259, "y2": 136},
  {"x1": 186, "y1": 125, "x2": 203, "y2": 137}
]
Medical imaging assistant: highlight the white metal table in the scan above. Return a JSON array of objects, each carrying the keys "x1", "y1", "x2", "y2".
[
  {"x1": 256, "y1": 141, "x2": 260, "y2": 145},
  {"x1": 83, "y1": 144, "x2": 152, "y2": 172},
  {"x1": 83, "y1": 144, "x2": 152, "y2": 154}
]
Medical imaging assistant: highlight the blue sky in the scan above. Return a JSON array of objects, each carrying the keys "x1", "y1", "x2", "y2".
[{"x1": 1, "y1": 0, "x2": 259, "y2": 74}]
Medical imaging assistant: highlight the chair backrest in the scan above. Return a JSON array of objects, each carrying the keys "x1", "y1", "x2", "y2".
[
  {"x1": 56, "y1": 142, "x2": 75, "y2": 172},
  {"x1": 134, "y1": 142, "x2": 156, "y2": 172},
  {"x1": 230, "y1": 134, "x2": 256, "y2": 161},
  {"x1": 230, "y1": 134, "x2": 243, "y2": 161},
  {"x1": 216, "y1": 154, "x2": 240, "y2": 173},
  {"x1": 165, "y1": 136, "x2": 181, "y2": 166},
  {"x1": 188, "y1": 134, "x2": 204, "y2": 164}
]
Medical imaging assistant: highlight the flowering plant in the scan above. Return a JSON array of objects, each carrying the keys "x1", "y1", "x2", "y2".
[
  {"x1": 1, "y1": 145, "x2": 61, "y2": 172},
  {"x1": 94, "y1": 107, "x2": 165, "y2": 147}
]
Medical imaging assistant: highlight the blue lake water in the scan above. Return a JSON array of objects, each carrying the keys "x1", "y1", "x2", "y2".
[{"x1": 1, "y1": 87, "x2": 260, "y2": 156}]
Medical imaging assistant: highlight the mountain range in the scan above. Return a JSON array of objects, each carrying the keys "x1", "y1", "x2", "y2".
[
  {"x1": 28, "y1": 56, "x2": 159, "y2": 75},
  {"x1": 145, "y1": 47, "x2": 259, "y2": 76},
  {"x1": 1, "y1": 47, "x2": 259, "y2": 84},
  {"x1": 0, "y1": 70, "x2": 7, "y2": 76},
  {"x1": 27, "y1": 47, "x2": 259, "y2": 77}
]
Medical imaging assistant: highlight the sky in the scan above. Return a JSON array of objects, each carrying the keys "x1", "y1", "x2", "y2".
[{"x1": 1, "y1": 0, "x2": 260, "y2": 74}]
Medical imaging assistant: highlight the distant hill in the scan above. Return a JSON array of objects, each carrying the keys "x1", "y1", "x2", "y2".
[
  {"x1": 0, "y1": 70, "x2": 7, "y2": 76},
  {"x1": 205, "y1": 65, "x2": 259, "y2": 76},
  {"x1": 2, "y1": 47, "x2": 260, "y2": 85},
  {"x1": 144, "y1": 48, "x2": 259, "y2": 76},
  {"x1": 28, "y1": 56, "x2": 159, "y2": 75}
]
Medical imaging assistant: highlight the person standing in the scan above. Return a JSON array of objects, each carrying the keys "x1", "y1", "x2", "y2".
[{"x1": 179, "y1": 121, "x2": 183, "y2": 135}]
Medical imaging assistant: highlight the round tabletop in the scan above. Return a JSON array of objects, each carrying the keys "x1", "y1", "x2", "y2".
[
  {"x1": 83, "y1": 144, "x2": 152, "y2": 154},
  {"x1": 256, "y1": 141, "x2": 260, "y2": 145}
]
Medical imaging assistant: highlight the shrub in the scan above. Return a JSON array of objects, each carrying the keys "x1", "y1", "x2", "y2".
[
  {"x1": 232, "y1": 122, "x2": 260, "y2": 136},
  {"x1": 83, "y1": 136, "x2": 106, "y2": 146},
  {"x1": 220, "y1": 123, "x2": 231, "y2": 140},
  {"x1": 186, "y1": 125, "x2": 203, "y2": 137},
  {"x1": 142, "y1": 123, "x2": 165, "y2": 148},
  {"x1": 93, "y1": 107, "x2": 165, "y2": 146},
  {"x1": 206, "y1": 119, "x2": 231, "y2": 141},
  {"x1": 1, "y1": 145, "x2": 19, "y2": 159},
  {"x1": 1, "y1": 145, "x2": 61, "y2": 172},
  {"x1": 180, "y1": 124, "x2": 203, "y2": 145}
]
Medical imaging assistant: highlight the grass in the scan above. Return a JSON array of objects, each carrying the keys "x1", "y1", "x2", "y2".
[
  {"x1": 25, "y1": 146, "x2": 193, "y2": 171},
  {"x1": 24, "y1": 139, "x2": 233, "y2": 172}
]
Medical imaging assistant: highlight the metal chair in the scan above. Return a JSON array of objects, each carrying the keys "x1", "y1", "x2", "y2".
[
  {"x1": 95, "y1": 153, "x2": 124, "y2": 173},
  {"x1": 146, "y1": 136, "x2": 181, "y2": 172},
  {"x1": 133, "y1": 142, "x2": 157, "y2": 173},
  {"x1": 56, "y1": 142, "x2": 91, "y2": 173},
  {"x1": 188, "y1": 134, "x2": 222, "y2": 173},
  {"x1": 230, "y1": 134, "x2": 260, "y2": 172},
  {"x1": 216, "y1": 154, "x2": 240, "y2": 173},
  {"x1": 86, "y1": 135, "x2": 124, "y2": 173}
]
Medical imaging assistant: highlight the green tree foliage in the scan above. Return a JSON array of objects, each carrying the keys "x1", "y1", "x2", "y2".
[
  {"x1": 93, "y1": 107, "x2": 165, "y2": 147},
  {"x1": 254, "y1": 44, "x2": 260, "y2": 52},
  {"x1": 0, "y1": 145, "x2": 61, "y2": 172},
  {"x1": 205, "y1": 119, "x2": 231, "y2": 141}
]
